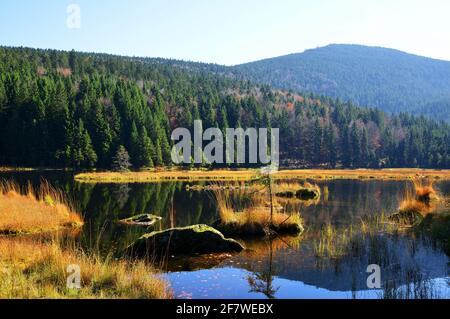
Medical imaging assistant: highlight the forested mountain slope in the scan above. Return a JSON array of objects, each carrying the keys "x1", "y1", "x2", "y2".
[
  {"x1": 0, "y1": 47, "x2": 448, "y2": 169},
  {"x1": 232, "y1": 44, "x2": 450, "y2": 121}
]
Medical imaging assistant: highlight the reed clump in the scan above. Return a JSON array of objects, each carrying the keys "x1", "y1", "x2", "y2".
[
  {"x1": 0, "y1": 237, "x2": 172, "y2": 299},
  {"x1": 0, "y1": 180, "x2": 83, "y2": 235},
  {"x1": 274, "y1": 182, "x2": 321, "y2": 200},
  {"x1": 411, "y1": 177, "x2": 439, "y2": 204},
  {"x1": 389, "y1": 178, "x2": 440, "y2": 226},
  {"x1": 212, "y1": 185, "x2": 303, "y2": 237}
]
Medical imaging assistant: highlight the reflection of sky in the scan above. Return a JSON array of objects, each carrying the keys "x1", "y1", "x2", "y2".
[{"x1": 165, "y1": 268, "x2": 450, "y2": 299}]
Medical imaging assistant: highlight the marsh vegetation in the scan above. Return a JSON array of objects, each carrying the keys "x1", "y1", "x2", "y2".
[{"x1": 0, "y1": 180, "x2": 171, "y2": 299}]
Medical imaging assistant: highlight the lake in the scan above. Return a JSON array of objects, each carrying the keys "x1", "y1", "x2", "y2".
[{"x1": 1, "y1": 170, "x2": 449, "y2": 299}]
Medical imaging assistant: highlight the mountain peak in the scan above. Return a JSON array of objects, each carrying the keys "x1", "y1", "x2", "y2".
[{"x1": 233, "y1": 44, "x2": 450, "y2": 120}]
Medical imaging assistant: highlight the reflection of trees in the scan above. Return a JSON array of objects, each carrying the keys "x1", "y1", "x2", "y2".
[
  {"x1": 302, "y1": 180, "x2": 407, "y2": 228},
  {"x1": 112, "y1": 184, "x2": 131, "y2": 209},
  {"x1": 247, "y1": 238, "x2": 279, "y2": 299}
]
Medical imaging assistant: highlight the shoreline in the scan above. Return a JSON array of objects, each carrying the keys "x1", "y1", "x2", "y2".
[{"x1": 73, "y1": 168, "x2": 450, "y2": 183}]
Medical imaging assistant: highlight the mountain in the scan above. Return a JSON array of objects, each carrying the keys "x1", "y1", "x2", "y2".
[
  {"x1": 0, "y1": 46, "x2": 449, "y2": 169},
  {"x1": 231, "y1": 44, "x2": 450, "y2": 121}
]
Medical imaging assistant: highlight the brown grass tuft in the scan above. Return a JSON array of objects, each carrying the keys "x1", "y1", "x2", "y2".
[
  {"x1": 0, "y1": 180, "x2": 83, "y2": 234},
  {"x1": 0, "y1": 237, "x2": 172, "y2": 299},
  {"x1": 411, "y1": 177, "x2": 439, "y2": 203}
]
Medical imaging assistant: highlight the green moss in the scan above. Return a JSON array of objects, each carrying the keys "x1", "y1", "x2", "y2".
[
  {"x1": 119, "y1": 214, "x2": 162, "y2": 226},
  {"x1": 127, "y1": 224, "x2": 245, "y2": 257}
]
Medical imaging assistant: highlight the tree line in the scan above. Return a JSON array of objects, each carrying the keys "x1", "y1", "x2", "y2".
[{"x1": 0, "y1": 47, "x2": 448, "y2": 169}]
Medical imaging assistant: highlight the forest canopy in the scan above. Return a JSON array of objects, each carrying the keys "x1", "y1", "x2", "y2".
[{"x1": 0, "y1": 46, "x2": 448, "y2": 169}]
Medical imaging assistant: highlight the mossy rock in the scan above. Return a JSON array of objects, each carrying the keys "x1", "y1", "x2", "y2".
[
  {"x1": 212, "y1": 220, "x2": 304, "y2": 238},
  {"x1": 119, "y1": 214, "x2": 162, "y2": 226},
  {"x1": 126, "y1": 224, "x2": 244, "y2": 257},
  {"x1": 388, "y1": 209, "x2": 424, "y2": 226}
]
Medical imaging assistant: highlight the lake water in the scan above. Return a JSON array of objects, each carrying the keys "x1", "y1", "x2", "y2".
[{"x1": 1, "y1": 170, "x2": 449, "y2": 299}]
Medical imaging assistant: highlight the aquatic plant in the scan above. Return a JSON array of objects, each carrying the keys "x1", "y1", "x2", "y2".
[
  {"x1": 212, "y1": 184, "x2": 303, "y2": 237},
  {"x1": 411, "y1": 177, "x2": 439, "y2": 203},
  {"x1": 274, "y1": 182, "x2": 321, "y2": 200}
]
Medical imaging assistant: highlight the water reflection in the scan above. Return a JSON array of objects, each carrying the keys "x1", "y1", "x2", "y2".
[{"x1": 1, "y1": 170, "x2": 449, "y2": 299}]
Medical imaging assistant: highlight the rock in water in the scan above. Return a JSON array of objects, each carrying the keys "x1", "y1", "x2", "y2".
[
  {"x1": 119, "y1": 214, "x2": 162, "y2": 226},
  {"x1": 126, "y1": 224, "x2": 244, "y2": 257}
]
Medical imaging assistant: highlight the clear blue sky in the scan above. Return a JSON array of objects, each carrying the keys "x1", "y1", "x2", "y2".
[{"x1": 1, "y1": 0, "x2": 449, "y2": 65}]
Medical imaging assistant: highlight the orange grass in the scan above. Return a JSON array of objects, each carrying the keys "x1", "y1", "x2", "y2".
[
  {"x1": 0, "y1": 181, "x2": 83, "y2": 234},
  {"x1": 75, "y1": 169, "x2": 260, "y2": 183},
  {"x1": 398, "y1": 199, "x2": 433, "y2": 216},
  {"x1": 411, "y1": 177, "x2": 439, "y2": 202},
  {"x1": 75, "y1": 168, "x2": 450, "y2": 184},
  {"x1": 274, "y1": 168, "x2": 450, "y2": 181},
  {"x1": 212, "y1": 186, "x2": 302, "y2": 227}
]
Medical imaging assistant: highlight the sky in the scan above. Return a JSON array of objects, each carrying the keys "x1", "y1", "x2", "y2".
[{"x1": 0, "y1": 0, "x2": 449, "y2": 65}]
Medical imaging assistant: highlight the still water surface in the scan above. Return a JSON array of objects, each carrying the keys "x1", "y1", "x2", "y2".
[{"x1": 1, "y1": 171, "x2": 449, "y2": 299}]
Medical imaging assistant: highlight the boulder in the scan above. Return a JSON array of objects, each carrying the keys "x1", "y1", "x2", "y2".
[{"x1": 126, "y1": 224, "x2": 244, "y2": 257}]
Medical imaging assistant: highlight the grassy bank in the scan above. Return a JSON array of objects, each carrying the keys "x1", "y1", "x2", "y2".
[
  {"x1": 274, "y1": 168, "x2": 450, "y2": 181},
  {"x1": 74, "y1": 168, "x2": 450, "y2": 183},
  {"x1": 0, "y1": 180, "x2": 172, "y2": 299},
  {"x1": 0, "y1": 181, "x2": 83, "y2": 235},
  {"x1": 75, "y1": 169, "x2": 260, "y2": 183},
  {"x1": 0, "y1": 237, "x2": 172, "y2": 299},
  {"x1": 212, "y1": 184, "x2": 304, "y2": 237}
]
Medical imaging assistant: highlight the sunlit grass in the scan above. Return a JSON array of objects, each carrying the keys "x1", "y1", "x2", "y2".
[
  {"x1": 411, "y1": 177, "x2": 439, "y2": 203},
  {"x1": 0, "y1": 180, "x2": 83, "y2": 235},
  {"x1": 313, "y1": 213, "x2": 396, "y2": 259},
  {"x1": 0, "y1": 237, "x2": 172, "y2": 299},
  {"x1": 75, "y1": 168, "x2": 450, "y2": 184},
  {"x1": 274, "y1": 168, "x2": 450, "y2": 181},
  {"x1": 75, "y1": 169, "x2": 260, "y2": 183},
  {"x1": 212, "y1": 184, "x2": 303, "y2": 236}
]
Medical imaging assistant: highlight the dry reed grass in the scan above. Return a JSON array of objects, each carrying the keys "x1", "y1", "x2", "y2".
[
  {"x1": 75, "y1": 168, "x2": 450, "y2": 184},
  {"x1": 75, "y1": 169, "x2": 260, "y2": 183},
  {"x1": 212, "y1": 184, "x2": 302, "y2": 231},
  {"x1": 411, "y1": 177, "x2": 439, "y2": 203},
  {"x1": 0, "y1": 237, "x2": 172, "y2": 299},
  {"x1": 0, "y1": 180, "x2": 83, "y2": 234}
]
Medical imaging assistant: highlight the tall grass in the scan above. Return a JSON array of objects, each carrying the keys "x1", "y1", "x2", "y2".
[
  {"x1": 0, "y1": 180, "x2": 83, "y2": 234},
  {"x1": 411, "y1": 177, "x2": 438, "y2": 203},
  {"x1": 314, "y1": 214, "x2": 395, "y2": 259},
  {"x1": 0, "y1": 237, "x2": 172, "y2": 299},
  {"x1": 212, "y1": 183, "x2": 302, "y2": 230}
]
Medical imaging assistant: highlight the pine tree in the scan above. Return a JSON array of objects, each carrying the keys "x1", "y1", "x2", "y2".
[{"x1": 112, "y1": 145, "x2": 131, "y2": 172}]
